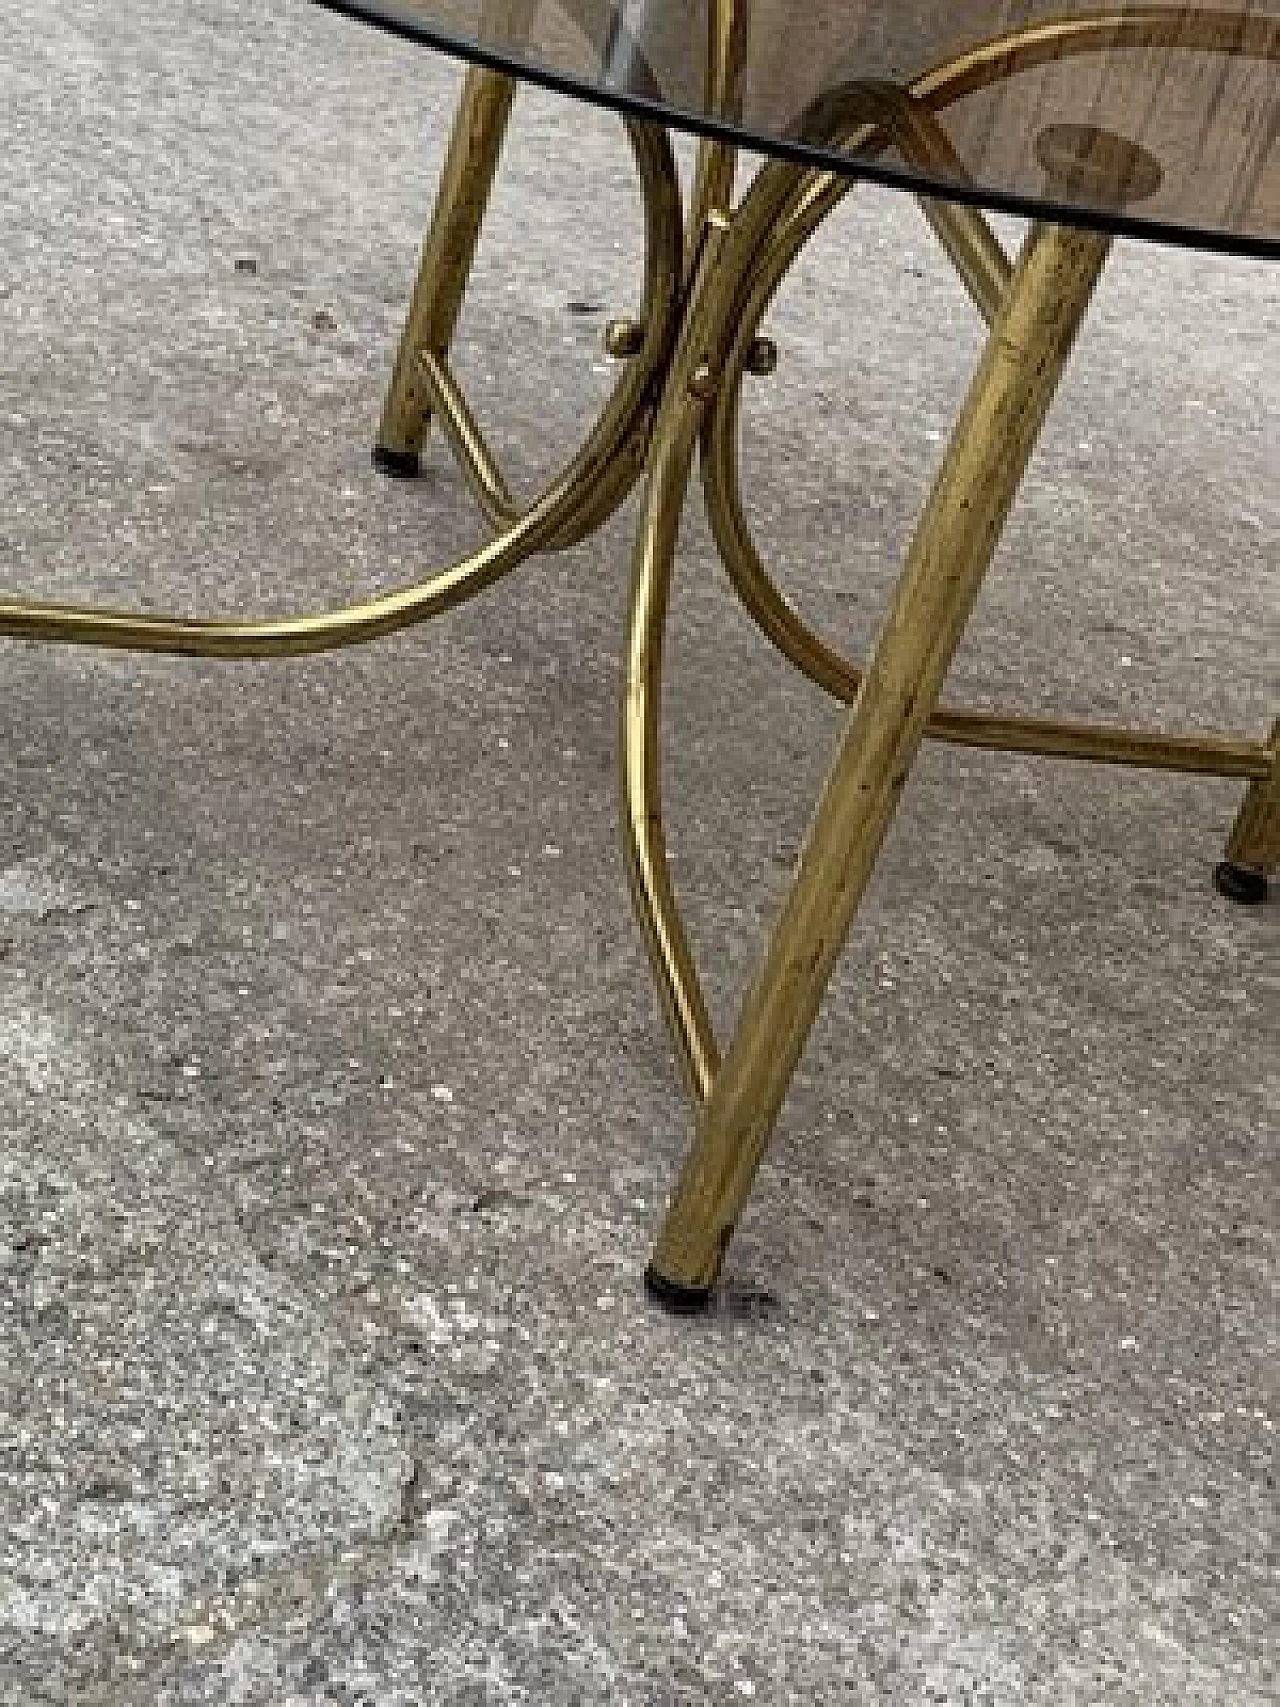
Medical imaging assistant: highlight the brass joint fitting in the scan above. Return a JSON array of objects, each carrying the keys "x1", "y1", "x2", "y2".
[{"x1": 604, "y1": 318, "x2": 646, "y2": 359}]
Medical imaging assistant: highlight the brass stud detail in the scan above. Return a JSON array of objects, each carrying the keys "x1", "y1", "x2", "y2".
[
  {"x1": 687, "y1": 360, "x2": 718, "y2": 401},
  {"x1": 604, "y1": 318, "x2": 646, "y2": 359}
]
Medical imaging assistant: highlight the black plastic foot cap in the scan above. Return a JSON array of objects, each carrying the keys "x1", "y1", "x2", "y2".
[
  {"x1": 644, "y1": 1264, "x2": 713, "y2": 1314},
  {"x1": 371, "y1": 445, "x2": 421, "y2": 480},
  {"x1": 1213, "y1": 861, "x2": 1269, "y2": 906}
]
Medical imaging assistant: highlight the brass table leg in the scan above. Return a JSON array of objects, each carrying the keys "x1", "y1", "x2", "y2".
[
  {"x1": 373, "y1": 63, "x2": 520, "y2": 477},
  {"x1": 646, "y1": 217, "x2": 1113, "y2": 1307},
  {"x1": 1216, "y1": 717, "x2": 1280, "y2": 904}
]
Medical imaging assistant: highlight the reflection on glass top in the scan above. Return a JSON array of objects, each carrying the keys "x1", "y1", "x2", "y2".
[{"x1": 316, "y1": 2, "x2": 1280, "y2": 253}]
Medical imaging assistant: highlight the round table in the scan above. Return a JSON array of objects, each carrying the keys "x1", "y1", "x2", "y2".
[{"x1": 3, "y1": 1, "x2": 1275, "y2": 1308}]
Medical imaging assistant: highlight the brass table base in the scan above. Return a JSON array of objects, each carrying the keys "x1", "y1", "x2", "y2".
[
  {"x1": 376, "y1": 67, "x2": 1274, "y2": 1302},
  {"x1": 1, "y1": 47, "x2": 1273, "y2": 1305}
]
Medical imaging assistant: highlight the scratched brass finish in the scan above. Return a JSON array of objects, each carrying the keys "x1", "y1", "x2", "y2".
[
  {"x1": 648, "y1": 218, "x2": 1116, "y2": 1298},
  {"x1": 613, "y1": 51, "x2": 1274, "y2": 1126},
  {"x1": 375, "y1": 62, "x2": 522, "y2": 467}
]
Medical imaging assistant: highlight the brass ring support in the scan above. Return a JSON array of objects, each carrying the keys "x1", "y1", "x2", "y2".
[
  {"x1": 0, "y1": 119, "x2": 683, "y2": 659},
  {"x1": 698, "y1": 60, "x2": 1275, "y2": 787},
  {"x1": 700, "y1": 173, "x2": 1271, "y2": 782}
]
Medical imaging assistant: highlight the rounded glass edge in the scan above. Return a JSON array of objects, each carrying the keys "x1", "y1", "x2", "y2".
[{"x1": 311, "y1": 0, "x2": 1280, "y2": 261}]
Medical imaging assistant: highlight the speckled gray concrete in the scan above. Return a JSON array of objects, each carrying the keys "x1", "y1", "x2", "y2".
[{"x1": 1, "y1": 2, "x2": 1276, "y2": 1702}]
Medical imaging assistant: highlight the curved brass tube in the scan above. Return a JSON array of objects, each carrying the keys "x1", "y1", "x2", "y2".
[
  {"x1": 910, "y1": 7, "x2": 1280, "y2": 110},
  {"x1": 615, "y1": 52, "x2": 1075, "y2": 1099},
  {"x1": 612, "y1": 4, "x2": 744, "y2": 1099},
  {"x1": 796, "y1": 9, "x2": 1280, "y2": 173},
  {"x1": 0, "y1": 119, "x2": 683, "y2": 659},
  {"x1": 622, "y1": 419, "x2": 721, "y2": 1103},
  {"x1": 695, "y1": 92, "x2": 991, "y2": 729},
  {"x1": 0, "y1": 489, "x2": 586, "y2": 660},
  {"x1": 703, "y1": 361, "x2": 1270, "y2": 776},
  {"x1": 620, "y1": 209, "x2": 770, "y2": 1104}
]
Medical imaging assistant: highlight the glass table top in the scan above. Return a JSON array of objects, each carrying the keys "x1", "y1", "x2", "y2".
[{"x1": 314, "y1": 2, "x2": 1279, "y2": 256}]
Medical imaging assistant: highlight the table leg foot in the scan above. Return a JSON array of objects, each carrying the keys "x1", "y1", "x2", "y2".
[
  {"x1": 643, "y1": 1263, "x2": 714, "y2": 1314},
  {"x1": 1217, "y1": 717, "x2": 1278, "y2": 904},
  {"x1": 1213, "y1": 861, "x2": 1270, "y2": 906},
  {"x1": 371, "y1": 445, "x2": 422, "y2": 480}
]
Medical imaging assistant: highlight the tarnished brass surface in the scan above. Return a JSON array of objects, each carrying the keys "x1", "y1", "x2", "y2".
[
  {"x1": 696, "y1": 69, "x2": 1268, "y2": 790},
  {"x1": 375, "y1": 62, "x2": 521, "y2": 463},
  {"x1": 700, "y1": 185, "x2": 1269, "y2": 783},
  {"x1": 918, "y1": 199, "x2": 1012, "y2": 326},
  {"x1": 649, "y1": 219, "x2": 1115, "y2": 1296},
  {"x1": 395, "y1": 107, "x2": 683, "y2": 560}
]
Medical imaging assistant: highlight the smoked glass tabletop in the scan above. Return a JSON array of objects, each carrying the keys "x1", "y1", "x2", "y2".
[{"x1": 315, "y1": 2, "x2": 1279, "y2": 255}]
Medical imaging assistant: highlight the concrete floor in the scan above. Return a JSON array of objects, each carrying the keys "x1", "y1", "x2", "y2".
[{"x1": 0, "y1": 2, "x2": 1276, "y2": 1702}]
